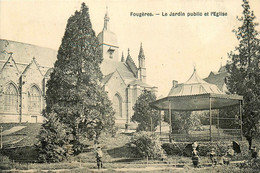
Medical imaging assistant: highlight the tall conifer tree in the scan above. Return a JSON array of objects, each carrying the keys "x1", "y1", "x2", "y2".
[
  {"x1": 44, "y1": 3, "x2": 115, "y2": 148},
  {"x1": 226, "y1": 0, "x2": 260, "y2": 146}
]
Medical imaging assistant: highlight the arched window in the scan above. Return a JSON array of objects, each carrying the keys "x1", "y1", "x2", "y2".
[
  {"x1": 113, "y1": 93, "x2": 122, "y2": 117},
  {"x1": 28, "y1": 86, "x2": 41, "y2": 112},
  {"x1": 4, "y1": 83, "x2": 18, "y2": 112}
]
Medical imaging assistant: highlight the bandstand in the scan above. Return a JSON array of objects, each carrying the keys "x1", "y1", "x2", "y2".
[{"x1": 151, "y1": 68, "x2": 243, "y2": 142}]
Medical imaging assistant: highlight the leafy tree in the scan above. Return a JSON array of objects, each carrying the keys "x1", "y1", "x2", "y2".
[
  {"x1": 226, "y1": 0, "x2": 260, "y2": 148},
  {"x1": 44, "y1": 3, "x2": 115, "y2": 152},
  {"x1": 164, "y1": 111, "x2": 201, "y2": 134},
  {"x1": 131, "y1": 89, "x2": 160, "y2": 131},
  {"x1": 37, "y1": 113, "x2": 72, "y2": 162}
]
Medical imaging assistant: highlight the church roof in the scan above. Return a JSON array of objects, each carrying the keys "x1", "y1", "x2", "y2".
[
  {"x1": 0, "y1": 39, "x2": 57, "y2": 68},
  {"x1": 168, "y1": 68, "x2": 223, "y2": 97},
  {"x1": 0, "y1": 39, "x2": 153, "y2": 88},
  {"x1": 100, "y1": 59, "x2": 136, "y2": 80},
  {"x1": 218, "y1": 66, "x2": 227, "y2": 73},
  {"x1": 101, "y1": 72, "x2": 114, "y2": 85},
  {"x1": 204, "y1": 66, "x2": 228, "y2": 92},
  {"x1": 125, "y1": 49, "x2": 138, "y2": 77},
  {"x1": 97, "y1": 31, "x2": 118, "y2": 47}
]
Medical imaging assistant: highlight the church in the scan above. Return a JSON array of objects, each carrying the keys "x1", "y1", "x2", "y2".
[{"x1": 0, "y1": 10, "x2": 157, "y2": 125}]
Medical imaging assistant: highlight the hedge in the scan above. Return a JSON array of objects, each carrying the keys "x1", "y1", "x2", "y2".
[{"x1": 162, "y1": 141, "x2": 249, "y2": 157}]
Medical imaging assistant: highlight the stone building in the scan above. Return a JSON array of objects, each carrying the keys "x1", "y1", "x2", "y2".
[{"x1": 0, "y1": 11, "x2": 157, "y2": 124}]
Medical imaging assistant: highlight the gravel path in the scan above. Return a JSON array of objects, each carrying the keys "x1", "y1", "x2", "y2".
[{"x1": 2, "y1": 126, "x2": 26, "y2": 136}]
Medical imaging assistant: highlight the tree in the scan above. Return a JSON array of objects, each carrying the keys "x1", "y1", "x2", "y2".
[
  {"x1": 226, "y1": 0, "x2": 260, "y2": 148},
  {"x1": 44, "y1": 3, "x2": 115, "y2": 152},
  {"x1": 164, "y1": 111, "x2": 201, "y2": 134},
  {"x1": 37, "y1": 113, "x2": 72, "y2": 162},
  {"x1": 131, "y1": 89, "x2": 160, "y2": 131}
]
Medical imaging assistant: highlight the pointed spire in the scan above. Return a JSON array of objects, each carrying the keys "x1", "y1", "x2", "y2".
[
  {"x1": 121, "y1": 52, "x2": 125, "y2": 62},
  {"x1": 127, "y1": 48, "x2": 131, "y2": 58},
  {"x1": 138, "y1": 42, "x2": 145, "y2": 59},
  {"x1": 138, "y1": 43, "x2": 145, "y2": 68},
  {"x1": 103, "y1": 6, "x2": 110, "y2": 31}
]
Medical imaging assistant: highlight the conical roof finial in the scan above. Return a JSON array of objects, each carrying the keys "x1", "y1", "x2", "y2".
[
  {"x1": 193, "y1": 63, "x2": 196, "y2": 71},
  {"x1": 105, "y1": 6, "x2": 108, "y2": 16}
]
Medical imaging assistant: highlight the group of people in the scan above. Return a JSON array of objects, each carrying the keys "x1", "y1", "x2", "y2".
[
  {"x1": 191, "y1": 142, "x2": 236, "y2": 168},
  {"x1": 94, "y1": 141, "x2": 258, "y2": 169}
]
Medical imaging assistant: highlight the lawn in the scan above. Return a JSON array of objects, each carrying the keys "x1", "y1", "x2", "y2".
[
  {"x1": 1, "y1": 123, "x2": 42, "y2": 148},
  {"x1": 1, "y1": 123, "x2": 259, "y2": 172}
]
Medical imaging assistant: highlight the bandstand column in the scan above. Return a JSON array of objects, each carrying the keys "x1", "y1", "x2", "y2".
[
  {"x1": 169, "y1": 99, "x2": 172, "y2": 142},
  {"x1": 239, "y1": 100, "x2": 243, "y2": 141},
  {"x1": 217, "y1": 110, "x2": 220, "y2": 139},
  {"x1": 209, "y1": 97, "x2": 212, "y2": 142},
  {"x1": 160, "y1": 111, "x2": 162, "y2": 135}
]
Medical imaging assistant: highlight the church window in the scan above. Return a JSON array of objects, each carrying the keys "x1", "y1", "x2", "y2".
[
  {"x1": 28, "y1": 85, "x2": 41, "y2": 112},
  {"x1": 108, "y1": 47, "x2": 115, "y2": 59},
  {"x1": 113, "y1": 93, "x2": 122, "y2": 117},
  {"x1": 4, "y1": 83, "x2": 18, "y2": 112}
]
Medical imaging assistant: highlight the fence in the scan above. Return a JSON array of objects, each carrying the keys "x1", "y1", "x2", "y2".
[
  {"x1": 157, "y1": 129, "x2": 242, "y2": 142},
  {"x1": 0, "y1": 156, "x2": 245, "y2": 171}
]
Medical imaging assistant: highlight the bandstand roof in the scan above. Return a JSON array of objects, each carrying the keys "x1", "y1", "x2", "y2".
[{"x1": 151, "y1": 68, "x2": 243, "y2": 111}]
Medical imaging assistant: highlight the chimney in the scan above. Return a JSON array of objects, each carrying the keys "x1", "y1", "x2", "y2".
[{"x1": 172, "y1": 80, "x2": 178, "y2": 87}]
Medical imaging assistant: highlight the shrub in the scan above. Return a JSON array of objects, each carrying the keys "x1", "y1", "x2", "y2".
[
  {"x1": 0, "y1": 153, "x2": 12, "y2": 170},
  {"x1": 37, "y1": 113, "x2": 73, "y2": 163},
  {"x1": 130, "y1": 131, "x2": 165, "y2": 159},
  {"x1": 162, "y1": 141, "x2": 249, "y2": 157},
  {"x1": 162, "y1": 143, "x2": 187, "y2": 156}
]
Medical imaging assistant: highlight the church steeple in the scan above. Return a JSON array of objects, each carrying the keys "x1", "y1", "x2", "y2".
[
  {"x1": 121, "y1": 52, "x2": 125, "y2": 62},
  {"x1": 97, "y1": 7, "x2": 119, "y2": 61},
  {"x1": 103, "y1": 6, "x2": 110, "y2": 31},
  {"x1": 127, "y1": 48, "x2": 130, "y2": 58},
  {"x1": 138, "y1": 43, "x2": 146, "y2": 82},
  {"x1": 138, "y1": 43, "x2": 145, "y2": 68}
]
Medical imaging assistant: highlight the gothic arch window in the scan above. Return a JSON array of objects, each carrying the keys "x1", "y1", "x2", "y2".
[
  {"x1": 113, "y1": 93, "x2": 122, "y2": 118},
  {"x1": 4, "y1": 83, "x2": 18, "y2": 112},
  {"x1": 28, "y1": 85, "x2": 41, "y2": 112}
]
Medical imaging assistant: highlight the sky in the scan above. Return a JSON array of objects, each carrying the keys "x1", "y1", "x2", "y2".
[{"x1": 1, "y1": 0, "x2": 260, "y2": 96}]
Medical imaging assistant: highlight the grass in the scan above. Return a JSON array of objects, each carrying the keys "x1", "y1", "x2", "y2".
[
  {"x1": 2, "y1": 123, "x2": 41, "y2": 148},
  {"x1": 1, "y1": 122, "x2": 260, "y2": 172}
]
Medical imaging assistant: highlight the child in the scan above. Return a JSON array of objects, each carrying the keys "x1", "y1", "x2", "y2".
[
  {"x1": 210, "y1": 148, "x2": 217, "y2": 166},
  {"x1": 192, "y1": 148, "x2": 200, "y2": 168},
  {"x1": 96, "y1": 146, "x2": 103, "y2": 169},
  {"x1": 223, "y1": 146, "x2": 233, "y2": 165},
  {"x1": 251, "y1": 146, "x2": 258, "y2": 159}
]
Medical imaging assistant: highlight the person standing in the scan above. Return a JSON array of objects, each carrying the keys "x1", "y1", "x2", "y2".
[
  {"x1": 192, "y1": 148, "x2": 200, "y2": 168},
  {"x1": 96, "y1": 146, "x2": 103, "y2": 169}
]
